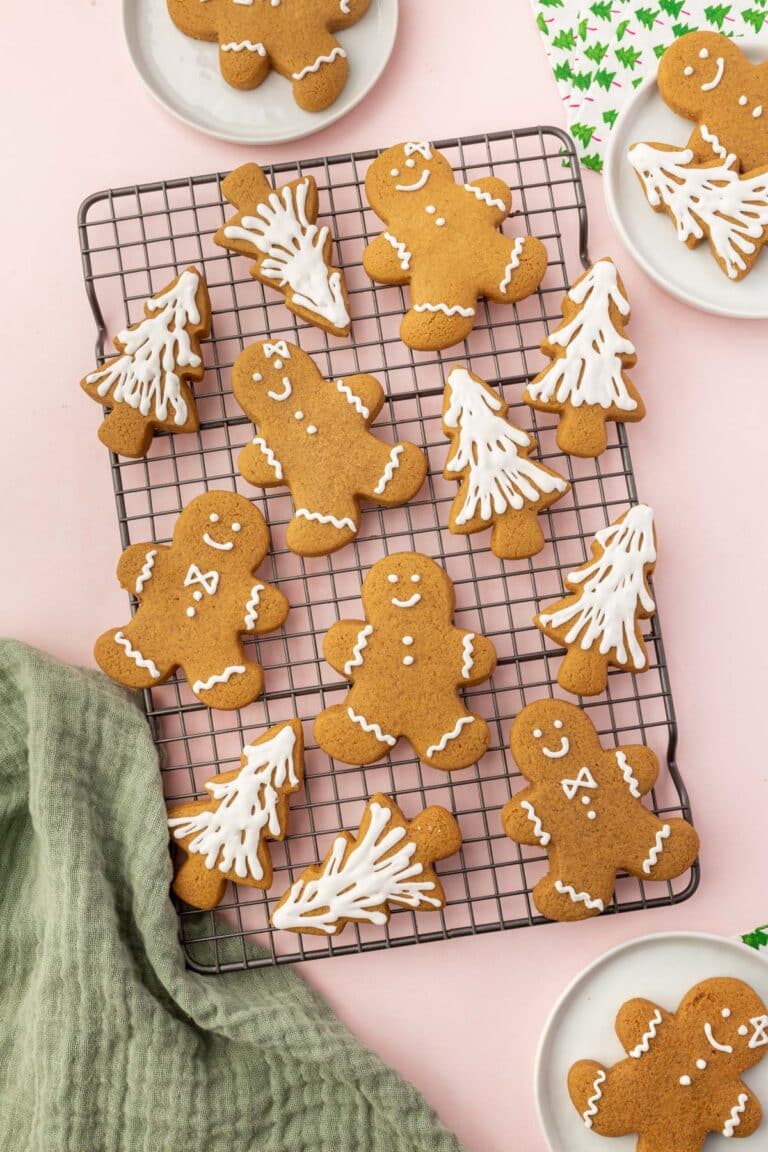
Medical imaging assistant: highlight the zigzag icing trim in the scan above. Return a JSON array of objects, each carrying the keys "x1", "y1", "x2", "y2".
[
  {"x1": 499, "y1": 236, "x2": 524, "y2": 294},
  {"x1": 615, "y1": 750, "x2": 641, "y2": 798},
  {"x1": 336, "y1": 379, "x2": 369, "y2": 419},
  {"x1": 343, "y1": 625, "x2": 373, "y2": 676},
  {"x1": 292, "y1": 47, "x2": 346, "y2": 81},
  {"x1": 630, "y1": 1009, "x2": 663, "y2": 1058},
  {"x1": 296, "y1": 508, "x2": 356, "y2": 532},
  {"x1": 583, "y1": 1069, "x2": 606, "y2": 1129},
  {"x1": 114, "y1": 631, "x2": 160, "y2": 679},
  {"x1": 373, "y1": 445, "x2": 403, "y2": 496},
  {"x1": 723, "y1": 1093, "x2": 749, "y2": 1137},
  {"x1": 383, "y1": 231, "x2": 412, "y2": 271},
  {"x1": 521, "y1": 800, "x2": 550, "y2": 846},
  {"x1": 426, "y1": 715, "x2": 474, "y2": 760},
  {"x1": 135, "y1": 549, "x2": 157, "y2": 594},
  {"x1": 642, "y1": 824, "x2": 671, "y2": 874},
  {"x1": 554, "y1": 880, "x2": 604, "y2": 912},
  {"x1": 413, "y1": 302, "x2": 475, "y2": 317},
  {"x1": 464, "y1": 183, "x2": 506, "y2": 211},
  {"x1": 461, "y1": 633, "x2": 475, "y2": 679},
  {"x1": 252, "y1": 436, "x2": 283, "y2": 479},
  {"x1": 244, "y1": 584, "x2": 264, "y2": 631},
  {"x1": 701, "y1": 123, "x2": 728, "y2": 160},
  {"x1": 347, "y1": 706, "x2": 396, "y2": 747},
  {"x1": 192, "y1": 666, "x2": 246, "y2": 693},
  {"x1": 221, "y1": 40, "x2": 267, "y2": 54}
]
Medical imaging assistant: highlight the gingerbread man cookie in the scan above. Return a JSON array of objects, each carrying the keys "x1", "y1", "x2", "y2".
[
  {"x1": 94, "y1": 491, "x2": 289, "y2": 710},
  {"x1": 314, "y1": 553, "x2": 497, "y2": 770},
  {"x1": 233, "y1": 340, "x2": 427, "y2": 556},
  {"x1": 214, "y1": 164, "x2": 351, "y2": 337},
  {"x1": 657, "y1": 32, "x2": 768, "y2": 172},
  {"x1": 167, "y1": 0, "x2": 371, "y2": 111},
  {"x1": 81, "y1": 267, "x2": 210, "y2": 459},
  {"x1": 168, "y1": 720, "x2": 303, "y2": 910},
  {"x1": 363, "y1": 142, "x2": 548, "y2": 351},
  {"x1": 569, "y1": 978, "x2": 768, "y2": 1150},
  {"x1": 271, "y1": 792, "x2": 461, "y2": 936},
  {"x1": 501, "y1": 700, "x2": 699, "y2": 921}
]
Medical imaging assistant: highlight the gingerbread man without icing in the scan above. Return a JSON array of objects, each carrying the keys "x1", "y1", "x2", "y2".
[
  {"x1": 233, "y1": 340, "x2": 428, "y2": 556},
  {"x1": 166, "y1": 0, "x2": 371, "y2": 111},
  {"x1": 314, "y1": 553, "x2": 497, "y2": 770},
  {"x1": 501, "y1": 700, "x2": 699, "y2": 921},
  {"x1": 94, "y1": 491, "x2": 289, "y2": 710},
  {"x1": 569, "y1": 978, "x2": 768, "y2": 1151},
  {"x1": 363, "y1": 142, "x2": 548, "y2": 351}
]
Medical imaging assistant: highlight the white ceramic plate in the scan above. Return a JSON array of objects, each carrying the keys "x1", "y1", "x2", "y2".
[
  {"x1": 123, "y1": 0, "x2": 398, "y2": 145},
  {"x1": 535, "y1": 931, "x2": 768, "y2": 1151},
  {"x1": 603, "y1": 60, "x2": 768, "y2": 319}
]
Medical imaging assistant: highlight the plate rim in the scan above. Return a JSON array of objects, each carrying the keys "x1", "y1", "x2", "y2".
[
  {"x1": 121, "y1": 0, "x2": 399, "y2": 146},
  {"x1": 603, "y1": 71, "x2": 768, "y2": 321}
]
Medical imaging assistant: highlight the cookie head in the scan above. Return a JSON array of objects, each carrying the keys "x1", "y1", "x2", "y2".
[
  {"x1": 361, "y1": 552, "x2": 453, "y2": 625},
  {"x1": 678, "y1": 978, "x2": 768, "y2": 1072},
  {"x1": 366, "y1": 142, "x2": 452, "y2": 215},
  {"x1": 511, "y1": 699, "x2": 599, "y2": 781},
  {"x1": 232, "y1": 339, "x2": 305, "y2": 420},
  {"x1": 658, "y1": 32, "x2": 751, "y2": 119},
  {"x1": 176, "y1": 491, "x2": 268, "y2": 567}
]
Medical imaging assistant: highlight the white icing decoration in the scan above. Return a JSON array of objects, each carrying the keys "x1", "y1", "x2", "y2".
[
  {"x1": 221, "y1": 40, "x2": 266, "y2": 54},
  {"x1": 186, "y1": 607, "x2": 196, "y2": 618},
  {"x1": 684, "y1": 65, "x2": 694, "y2": 76},
  {"x1": 135, "y1": 549, "x2": 157, "y2": 594},
  {"x1": 295, "y1": 508, "x2": 356, "y2": 532},
  {"x1": 701, "y1": 56, "x2": 725, "y2": 91},
  {"x1": 425, "y1": 205, "x2": 436, "y2": 214},
  {"x1": 391, "y1": 593, "x2": 421, "y2": 609},
  {"x1": 403, "y1": 655, "x2": 414, "y2": 666},
  {"x1": 85, "y1": 269, "x2": 202, "y2": 427},
  {"x1": 266, "y1": 377, "x2": 292, "y2": 402},
  {"x1": 464, "y1": 183, "x2": 506, "y2": 211},
  {"x1": 554, "y1": 880, "x2": 604, "y2": 911},
  {"x1": 336, "y1": 379, "x2": 369, "y2": 419},
  {"x1": 223, "y1": 182, "x2": 350, "y2": 330},
  {"x1": 347, "y1": 707, "x2": 396, "y2": 747},
  {"x1": 414, "y1": 302, "x2": 474, "y2": 317},
  {"x1": 641, "y1": 823, "x2": 670, "y2": 874},
  {"x1": 373, "y1": 445, "x2": 403, "y2": 496},
  {"x1": 629, "y1": 144, "x2": 768, "y2": 281},
  {"x1": 425, "y1": 716, "x2": 474, "y2": 760},
  {"x1": 168, "y1": 725, "x2": 298, "y2": 881},
  {"x1": 193, "y1": 591, "x2": 202, "y2": 602},
  {"x1": 243, "y1": 584, "x2": 264, "y2": 631},
  {"x1": 527, "y1": 260, "x2": 637, "y2": 412},
  {"x1": 272, "y1": 800, "x2": 440, "y2": 933},
  {"x1": 583, "y1": 1070, "x2": 606, "y2": 1129},
  {"x1": 587, "y1": 810, "x2": 597, "y2": 821},
  {"x1": 404, "y1": 142, "x2": 432, "y2": 160},
  {"x1": 700, "y1": 124, "x2": 728, "y2": 160},
  {"x1": 542, "y1": 736, "x2": 570, "y2": 760},
  {"x1": 723, "y1": 1008, "x2": 732, "y2": 1018},
  {"x1": 499, "y1": 236, "x2": 524, "y2": 294},
  {"x1": 344, "y1": 624, "x2": 373, "y2": 676},
  {"x1": 723, "y1": 1094, "x2": 749, "y2": 1137},
  {"x1": 538, "y1": 504, "x2": 656, "y2": 671},
  {"x1": 340, "y1": 0, "x2": 351, "y2": 11},
  {"x1": 615, "y1": 750, "x2": 641, "y2": 797},
  {"x1": 749, "y1": 1015, "x2": 768, "y2": 1048},
  {"x1": 292, "y1": 47, "x2": 347, "y2": 81},
  {"x1": 402, "y1": 635, "x2": 413, "y2": 645},
  {"x1": 306, "y1": 425, "x2": 318, "y2": 435},
  {"x1": 739, "y1": 95, "x2": 749, "y2": 106},
  {"x1": 395, "y1": 170, "x2": 431, "y2": 193},
  {"x1": 680, "y1": 1076, "x2": 692, "y2": 1086},
  {"x1": 192, "y1": 666, "x2": 246, "y2": 694},
  {"x1": 382, "y1": 231, "x2": 412, "y2": 271},
  {"x1": 263, "y1": 341, "x2": 290, "y2": 359},
  {"x1": 114, "y1": 631, "x2": 160, "y2": 679},
  {"x1": 444, "y1": 367, "x2": 567, "y2": 524},
  {"x1": 697, "y1": 1059, "x2": 708, "y2": 1070},
  {"x1": 435, "y1": 218, "x2": 446, "y2": 227},
  {"x1": 754, "y1": 105, "x2": 763, "y2": 119},
  {"x1": 203, "y1": 533, "x2": 234, "y2": 552},
  {"x1": 700, "y1": 48, "x2": 710, "y2": 58},
  {"x1": 294, "y1": 410, "x2": 304, "y2": 421},
  {"x1": 461, "y1": 634, "x2": 475, "y2": 679},
  {"x1": 184, "y1": 565, "x2": 219, "y2": 595},
  {"x1": 251, "y1": 435, "x2": 283, "y2": 479},
  {"x1": 630, "y1": 1009, "x2": 663, "y2": 1058},
  {"x1": 561, "y1": 766, "x2": 597, "y2": 799},
  {"x1": 521, "y1": 800, "x2": 550, "y2": 846},
  {"x1": 705, "y1": 1022, "x2": 734, "y2": 1054}
]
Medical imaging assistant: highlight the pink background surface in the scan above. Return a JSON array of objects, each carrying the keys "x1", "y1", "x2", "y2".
[{"x1": 2, "y1": 3, "x2": 766, "y2": 1149}]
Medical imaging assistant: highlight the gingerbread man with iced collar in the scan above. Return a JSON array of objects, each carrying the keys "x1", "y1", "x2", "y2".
[
  {"x1": 363, "y1": 141, "x2": 548, "y2": 351},
  {"x1": 314, "y1": 552, "x2": 497, "y2": 770},
  {"x1": 569, "y1": 978, "x2": 768, "y2": 1151},
  {"x1": 501, "y1": 700, "x2": 699, "y2": 921},
  {"x1": 94, "y1": 491, "x2": 289, "y2": 710}
]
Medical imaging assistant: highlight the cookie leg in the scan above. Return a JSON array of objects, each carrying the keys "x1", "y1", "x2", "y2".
[
  {"x1": 94, "y1": 627, "x2": 172, "y2": 690},
  {"x1": 533, "y1": 862, "x2": 615, "y2": 921},
  {"x1": 218, "y1": 44, "x2": 271, "y2": 92},
  {"x1": 314, "y1": 702, "x2": 395, "y2": 765},
  {"x1": 400, "y1": 300, "x2": 478, "y2": 353},
  {"x1": 361, "y1": 440, "x2": 428, "y2": 508},
  {"x1": 568, "y1": 1062, "x2": 632, "y2": 1137},
  {"x1": 285, "y1": 503, "x2": 359, "y2": 557},
  {"x1": 183, "y1": 655, "x2": 265, "y2": 711},
  {"x1": 283, "y1": 38, "x2": 349, "y2": 112},
  {"x1": 415, "y1": 710, "x2": 490, "y2": 772},
  {"x1": 626, "y1": 816, "x2": 699, "y2": 882}
]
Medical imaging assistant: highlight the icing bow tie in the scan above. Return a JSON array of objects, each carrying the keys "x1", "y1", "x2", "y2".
[
  {"x1": 749, "y1": 1015, "x2": 768, "y2": 1049},
  {"x1": 184, "y1": 565, "x2": 220, "y2": 595},
  {"x1": 263, "y1": 341, "x2": 290, "y2": 360},
  {"x1": 561, "y1": 766, "x2": 597, "y2": 800},
  {"x1": 404, "y1": 142, "x2": 432, "y2": 161}
]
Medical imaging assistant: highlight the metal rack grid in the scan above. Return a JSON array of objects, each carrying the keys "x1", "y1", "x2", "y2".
[{"x1": 78, "y1": 126, "x2": 697, "y2": 972}]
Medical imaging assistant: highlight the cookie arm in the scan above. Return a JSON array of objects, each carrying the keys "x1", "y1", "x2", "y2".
[
  {"x1": 463, "y1": 177, "x2": 513, "y2": 223},
  {"x1": 614, "y1": 998, "x2": 671, "y2": 1056},
  {"x1": 116, "y1": 544, "x2": 168, "y2": 596},
  {"x1": 338, "y1": 373, "x2": 385, "y2": 421},
  {"x1": 241, "y1": 580, "x2": 289, "y2": 635},
  {"x1": 237, "y1": 437, "x2": 286, "y2": 489},
  {"x1": 456, "y1": 629, "x2": 497, "y2": 686},
  {"x1": 501, "y1": 788, "x2": 549, "y2": 847},
  {"x1": 323, "y1": 0, "x2": 372, "y2": 28},
  {"x1": 612, "y1": 745, "x2": 659, "y2": 796},
  {"x1": 712, "y1": 1084, "x2": 762, "y2": 1139},
  {"x1": 323, "y1": 621, "x2": 370, "y2": 678},
  {"x1": 363, "y1": 233, "x2": 412, "y2": 285}
]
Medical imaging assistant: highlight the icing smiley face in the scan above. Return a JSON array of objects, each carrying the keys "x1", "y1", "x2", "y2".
[
  {"x1": 511, "y1": 698, "x2": 599, "y2": 781},
  {"x1": 362, "y1": 553, "x2": 450, "y2": 624},
  {"x1": 178, "y1": 491, "x2": 269, "y2": 568},
  {"x1": 679, "y1": 979, "x2": 768, "y2": 1075},
  {"x1": 366, "y1": 143, "x2": 455, "y2": 215}
]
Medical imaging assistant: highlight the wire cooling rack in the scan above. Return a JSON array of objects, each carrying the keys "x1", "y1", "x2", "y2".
[{"x1": 78, "y1": 126, "x2": 697, "y2": 972}]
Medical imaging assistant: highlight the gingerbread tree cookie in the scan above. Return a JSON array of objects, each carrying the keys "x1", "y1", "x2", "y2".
[
  {"x1": 271, "y1": 793, "x2": 461, "y2": 936},
  {"x1": 442, "y1": 366, "x2": 570, "y2": 559},
  {"x1": 525, "y1": 260, "x2": 645, "y2": 457},
  {"x1": 314, "y1": 552, "x2": 497, "y2": 770},
  {"x1": 233, "y1": 340, "x2": 427, "y2": 556},
  {"x1": 569, "y1": 978, "x2": 768, "y2": 1150},
  {"x1": 363, "y1": 141, "x2": 548, "y2": 351},
  {"x1": 215, "y1": 163, "x2": 350, "y2": 337},
  {"x1": 81, "y1": 267, "x2": 210, "y2": 458},
  {"x1": 167, "y1": 0, "x2": 371, "y2": 110},
  {"x1": 94, "y1": 491, "x2": 289, "y2": 710},
  {"x1": 501, "y1": 699, "x2": 698, "y2": 922},
  {"x1": 168, "y1": 720, "x2": 303, "y2": 910},
  {"x1": 535, "y1": 504, "x2": 657, "y2": 697}
]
